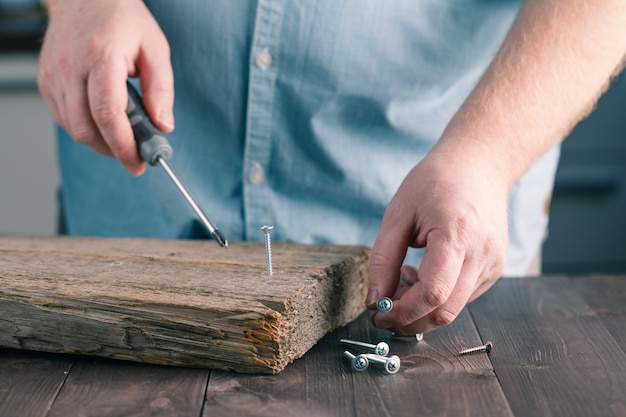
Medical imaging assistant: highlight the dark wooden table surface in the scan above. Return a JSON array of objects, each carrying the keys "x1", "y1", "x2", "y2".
[{"x1": 1, "y1": 275, "x2": 624, "y2": 417}]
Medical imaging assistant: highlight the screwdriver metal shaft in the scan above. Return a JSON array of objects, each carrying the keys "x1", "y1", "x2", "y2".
[
  {"x1": 157, "y1": 157, "x2": 228, "y2": 248},
  {"x1": 126, "y1": 80, "x2": 228, "y2": 248}
]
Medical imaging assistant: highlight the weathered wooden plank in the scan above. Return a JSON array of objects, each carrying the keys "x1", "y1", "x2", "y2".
[
  {"x1": 47, "y1": 357, "x2": 208, "y2": 417},
  {"x1": 469, "y1": 277, "x2": 626, "y2": 417},
  {"x1": 203, "y1": 309, "x2": 514, "y2": 417},
  {"x1": 0, "y1": 235, "x2": 370, "y2": 374},
  {"x1": 0, "y1": 349, "x2": 73, "y2": 417}
]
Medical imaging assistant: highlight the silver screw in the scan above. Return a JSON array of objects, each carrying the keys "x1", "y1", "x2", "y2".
[
  {"x1": 340, "y1": 339, "x2": 390, "y2": 357},
  {"x1": 343, "y1": 351, "x2": 369, "y2": 372},
  {"x1": 392, "y1": 333, "x2": 424, "y2": 342},
  {"x1": 376, "y1": 297, "x2": 393, "y2": 313},
  {"x1": 260, "y1": 225, "x2": 273, "y2": 275},
  {"x1": 459, "y1": 341, "x2": 493, "y2": 355},
  {"x1": 362, "y1": 354, "x2": 401, "y2": 374}
]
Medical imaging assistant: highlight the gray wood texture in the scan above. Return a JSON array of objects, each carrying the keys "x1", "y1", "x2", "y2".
[
  {"x1": 0, "y1": 235, "x2": 370, "y2": 374},
  {"x1": 468, "y1": 276, "x2": 626, "y2": 417},
  {"x1": 47, "y1": 359, "x2": 208, "y2": 417}
]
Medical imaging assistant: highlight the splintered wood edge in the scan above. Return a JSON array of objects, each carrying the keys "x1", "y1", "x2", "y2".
[{"x1": 269, "y1": 247, "x2": 370, "y2": 373}]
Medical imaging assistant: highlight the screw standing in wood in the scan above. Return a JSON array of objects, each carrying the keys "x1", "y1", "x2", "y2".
[
  {"x1": 376, "y1": 297, "x2": 393, "y2": 313},
  {"x1": 343, "y1": 351, "x2": 369, "y2": 372},
  {"x1": 363, "y1": 354, "x2": 401, "y2": 374},
  {"x1": 340, "y1": 339, "x2": 390, "y2": 357},
  {"x1": 260, "y1": 225, "x2": 274, "y2": 275},
  {"x1": 459, "y1": 341, "x2": 493, "y2": 355}
]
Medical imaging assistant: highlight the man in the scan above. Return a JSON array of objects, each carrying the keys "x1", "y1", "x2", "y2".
[{"x1": 37, "y1": 0, "x2": 626, "y2": 335}]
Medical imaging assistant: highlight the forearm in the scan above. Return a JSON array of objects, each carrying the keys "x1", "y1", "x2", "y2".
[{"x1": 436, "y1": 0, "x2": 626, "y2": 188}]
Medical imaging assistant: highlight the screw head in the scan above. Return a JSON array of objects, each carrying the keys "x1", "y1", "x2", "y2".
[
  {"x1": 376, "y1": 297, "x2": 393, "y2": 313},
  {"x1": 484, "y1": 341, "x2": 493, "y2": 353},
  {"x1": 352, "y1": 355, "x2": 369, "y2": 372},
  {"x1": 384, "y1": 355, "x2": 401, "y2": 374},
  {"x1": 374, "y1": 342, "x2": 390, "y2": 357},
  {"x1": 260, "y1": 225, "x2": 273, "y2": 233}
]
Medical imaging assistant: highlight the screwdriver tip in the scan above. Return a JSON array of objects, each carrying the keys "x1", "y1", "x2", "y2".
[{"x1": 212, "y1": 230, "x2": 228, "y2": 248}]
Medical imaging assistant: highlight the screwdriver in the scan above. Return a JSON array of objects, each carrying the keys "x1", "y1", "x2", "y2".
[{"x1": 125, "y1": 81, "x2": 228, "y2": 248}]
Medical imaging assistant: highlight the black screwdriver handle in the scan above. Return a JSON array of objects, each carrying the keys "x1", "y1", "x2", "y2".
[{"x1": 125, "y1": 81, "x2": 173, "y2": 166}]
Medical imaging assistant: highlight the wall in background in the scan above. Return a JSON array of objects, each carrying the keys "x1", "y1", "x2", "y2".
[
  {"x1": 0, "y1": 52, "x2": 58, "y2": 235},
  {"x1": 543, "y1": 70, "x2": 626, "y2": 274}
]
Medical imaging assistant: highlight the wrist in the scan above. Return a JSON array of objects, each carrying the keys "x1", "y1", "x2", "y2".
[{"x1": 430, "y1": 130, "x2": 517, "y2": 192}]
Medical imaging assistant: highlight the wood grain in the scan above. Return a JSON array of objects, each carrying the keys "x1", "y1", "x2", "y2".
[
  {"x1": 469, "y1": 277, "x2": 626, "y2": 417},
  {"x1": 0, "y1": 349, "x2": 73, "y2": 417},
  {"x1": 47, "y1": 358, "x2": 208, "y2": 417},
  {"x1": 0, "y1": 235, "x2": 370, "y2": 374},
  {"x1": 569, "y1": 275, "x2": 626, "y2": 353}
]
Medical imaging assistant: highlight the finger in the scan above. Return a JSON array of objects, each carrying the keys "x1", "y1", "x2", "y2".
[
  {"x1": 367, "y1": 218, "x2": 410, "y2": 309},
  {"x1": 137, "y1": 35, "x2": 174, "y2": 132},
  {"x1": 64, "y1": 78, "x2": 112, "y2": 156},
  {"x1": 87, "y1": 59, "x2": 145, "y2": 175},
  {"x1": 400, "y1": 264, "x2": 419, "y2": 285},
  {"x1": 386, "y1": 258, "x2": 480, "y2": 335},
  {"x1": 391, "y1": 278, "x2": 413, "y2": 300},
  {"x1": 373, "y1": 232, "x2": 464, "y2": 329},
  {"x1": 37, "y1": 68, "x2": 65, "y2": 130},
  {"x1": 388, "y1": 265, "x2": 419, "y2": 299}
]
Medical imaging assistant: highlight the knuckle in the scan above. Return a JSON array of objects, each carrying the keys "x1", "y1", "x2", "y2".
[
  {"x1": 394, "y1": 309, "x2": 417, "y2": 328},
  {"x1": 423, "y1": 281, "x2": 451, "y2": 309},
  {"x1": 91, "y1": 105, "x2": 121, "y2": 127},
  {"x1": 368, "y1": 251, "x2": 395, "y2": 277},
  {"x1": 86, "y1": 35, "x2": 108, "y2": 59},
  {"x1": 431, "y1": 308, "x2": 457, "y2": 327},
  {"x1": 36, "y1": 66, "x2": 52, "y2": 90},
  {"x1": 68, "y1": 124, "x2": 94, "y2": 145},
  {"x1": 108, "y1": 140, "x2": 137, "y2": 162}
]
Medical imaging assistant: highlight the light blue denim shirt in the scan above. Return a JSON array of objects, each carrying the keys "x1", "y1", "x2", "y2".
[{"x1": 57, "y1": 0, "x2": 560, "y2": 276}]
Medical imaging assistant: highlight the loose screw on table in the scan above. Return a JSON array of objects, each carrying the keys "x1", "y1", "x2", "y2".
[
  {"x1": 362, "y1": 354, "x2": 401, "y2": 374},
  {"x1": 376, "y1": 297, "x2": 393, "y2": 313},
  {"x1": 343, "y1": 351, "x2": 369, "y2": 372},
  {"x1": 392, "y1": 333, "x2": 424, "y2": 342},
  {"x1": 260, "y1": 225, "x2": 274, "y2": 275},
  {"x1": 459, "y1": 341, "x2": 493, "y2": 355},
  {"x1": 340, "y1": 339, "x2": 390, "y2": 357}
]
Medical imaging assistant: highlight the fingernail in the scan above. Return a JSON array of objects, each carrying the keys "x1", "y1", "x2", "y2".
[
  {"x1": 365, "y1": 286, "x2": 379, "y2": 307},
  {"x1": 158, "y1": 108, "x2": 175, "y2": 131}
]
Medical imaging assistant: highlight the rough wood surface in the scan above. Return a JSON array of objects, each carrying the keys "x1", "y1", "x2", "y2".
[{"x1": 0, "y1": 235, "x2": 370, "y2": 374}]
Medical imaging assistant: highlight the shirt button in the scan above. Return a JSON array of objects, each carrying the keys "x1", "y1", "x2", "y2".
[
  {"x1": 249, "y1": 163, "x2": 266, "y2": 185},
  {"x1": 256, "y1": 47, "x2": 272, "y2": 71}
]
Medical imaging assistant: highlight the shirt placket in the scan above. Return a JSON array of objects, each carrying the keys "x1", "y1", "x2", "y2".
[{"x1": 242, "y1": 0, "x2": 284, "y2": 241}]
